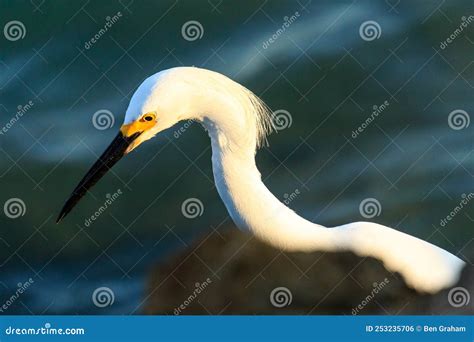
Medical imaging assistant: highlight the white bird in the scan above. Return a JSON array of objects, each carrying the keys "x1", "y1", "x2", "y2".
[{"x1": 57, "y1": 67, "x2": 465, "y2": 294}]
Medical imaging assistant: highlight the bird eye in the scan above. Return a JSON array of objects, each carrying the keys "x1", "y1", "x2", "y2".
[{"x1": 141, "y1": 113, "x2": 156, "y2": 122}]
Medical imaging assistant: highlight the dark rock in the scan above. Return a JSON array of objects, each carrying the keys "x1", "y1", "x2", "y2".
[{"x1": 143, "y1": 227, "x2": 473, "y2": 315}]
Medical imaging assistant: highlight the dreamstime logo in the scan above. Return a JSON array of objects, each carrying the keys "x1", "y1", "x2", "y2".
[
  {"x1": 270, "y1": 287, "x2": 292, "y2": 308},
  {"x1": 359, "y1": 198, "x2": 381, "y2": 219},
  {"x1": 271, "y1": 109, "x2": 292, "y2": 131},
  {"x1": 3, "y1": 21, "x2": 26, "y2": 41},
  {"x1": 448, "y1": 109, "x2": 470, "y2": 130},
  {"x1": 359, "y1": 20, "x2": 381, "y2": 41},
  {"x1": 92, "y1": 287, "x2": 115, "y2": 308},
  {"x1": 447, "y1": 287, "x2": 470, "y2": 308},
  {"x1": 4, "y1": 322, "x2": 84, "y2": 336},
  {"x1": 181, "y1": 198, "x2": 204, "y2": 218},
  {"x1": 181, "y1": 20, "x2": 204, "y2": 41},
  {"x1": 92, "y1": 109, "x2": 115, "y2": 130},
  {"x1": 3, "y1": 198, "x2": 26, "y2": 219}
]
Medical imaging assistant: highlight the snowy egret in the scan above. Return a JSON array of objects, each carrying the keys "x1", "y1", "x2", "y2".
[{"x1": 57, "y1": 67, "x2": 464, "y2": 293}]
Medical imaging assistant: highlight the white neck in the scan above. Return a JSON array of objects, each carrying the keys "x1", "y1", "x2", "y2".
[
  {"x1": 197, "y1": 87, "x2": 464, "y2": 294},
  {"x1": 205, "y1": 121, "x2": 334, "y2": 251},
  {"x1": 211, "y1": 127, "x2": 331, "y2": 250}
]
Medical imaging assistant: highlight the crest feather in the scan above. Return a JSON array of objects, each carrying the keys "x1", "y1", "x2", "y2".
[{"x1": 241, "y1": 87, "x2": 274, "y2": 148}]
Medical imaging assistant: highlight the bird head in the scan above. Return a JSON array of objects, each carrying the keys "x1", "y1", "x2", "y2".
[
  {"x1": 56, "y1": 68, "x2": 194, "y2": 223},
  {"x1": 56, "y1": 67, "x2": 272, "y2": 223}
]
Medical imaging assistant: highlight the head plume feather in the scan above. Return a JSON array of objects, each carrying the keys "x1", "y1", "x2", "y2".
[
  {"x1": 201, "y1": 69, "x2": 274, "y2": 149},
  {"x1": 239, "y1": 86, "x2": 274, "y2": 148}
]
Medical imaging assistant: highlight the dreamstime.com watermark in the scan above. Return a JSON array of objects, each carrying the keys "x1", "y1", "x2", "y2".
[
  {"x1": 439, "y1": 193, "x2": 473, "y2": 228},
  {"x1": 84, "y1": 189, "x2": 122, "y2": 227},
  {"x1": 84, "y1": 11, "x2": 123, "y2": 49},
  {"x1": 271, "y1": 109, "x2": 293, "y2": 131},
  {"x1": 181, "y1": 198, "x2": 204, "y2": 219},
  {"x1": 92, "y1": 287, "x2": 115, "y2": 308},
  {"x1": 448, "y1": 109, "x2": 470, "y2": 130},
  {"x1": 262, "y1": 11, "x2": 300, "y2": 49},
  {"x1": 352, "y1": 278, "x2": 390, "y2": 315},
  {"x1": 352, "y1": 100, "x2": 389, "y2": 139},
  {"x1": 173, "y1": 278, "x2": 213, "y2": 315},
  {"x1": 3, "y1": 198, "x2": 26, "y2": 219},
  {"x1": 4, "y1": 323, "x2": 85, "y2": 336},
  {"x1": 440, "y1": 16, "x2": 474, "y2": 50},
  {"x1": 359, "y1": 198, "x2": 382, "y2": 219},
  {"x1": 0, "y1": 278, "x2": 34, "y2": 313},
  {"x1": 359, "y1": 20, "x2": 382, "y2": 41},
  {"x1": 0, "y1": 100, "x2": 34, "y2": 135},
  {"x1": 270, "y1": 286, "x2": 293, "y2": 308},
  {"x1": 448, "y1": 286, "x2": 470, "y2": 308},
  {"x1": 181, "y1": 20, "x2": 204, "y2": 41},
  {"x1": 3, "y1": 20, "x2": 26, "y2": 41},
  {"x1": 92, "y1": 109, "x2": 115, "y2": 130}
]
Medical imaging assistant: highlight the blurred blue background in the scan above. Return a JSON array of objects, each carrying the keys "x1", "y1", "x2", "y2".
[{"x1": 0, "y1": 0, "x2": 472, "y2": 314}]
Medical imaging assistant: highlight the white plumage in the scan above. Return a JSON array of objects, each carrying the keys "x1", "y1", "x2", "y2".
[{"x1": 61, "y1": 66, "x2": 466, "y2": 293}]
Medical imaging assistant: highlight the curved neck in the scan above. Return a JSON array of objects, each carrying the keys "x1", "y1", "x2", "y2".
[{"x1": 200, "y1": 109, "x2": 333, "y2": 252}]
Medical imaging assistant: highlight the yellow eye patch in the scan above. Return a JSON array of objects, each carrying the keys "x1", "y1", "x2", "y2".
[
  {"x1": 121, "y1": 112, "x2": 157, "y2": 137},
  {"x1": 140, "y1": 113, "x2": 156, "y2": 123}
]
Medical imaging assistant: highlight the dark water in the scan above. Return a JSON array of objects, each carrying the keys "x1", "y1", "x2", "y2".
[{"x1": 0, "y1": 0, "x2": 472, "y2": 314}]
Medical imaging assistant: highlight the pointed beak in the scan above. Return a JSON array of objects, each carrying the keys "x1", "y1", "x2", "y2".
[{"x1": 56, "y1": 130, "x2": 141, "y2": 223}]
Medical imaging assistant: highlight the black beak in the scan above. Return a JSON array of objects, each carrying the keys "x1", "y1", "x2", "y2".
[{"x1": 56, "y1": 131, "x2": 141, "y2": 223}]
